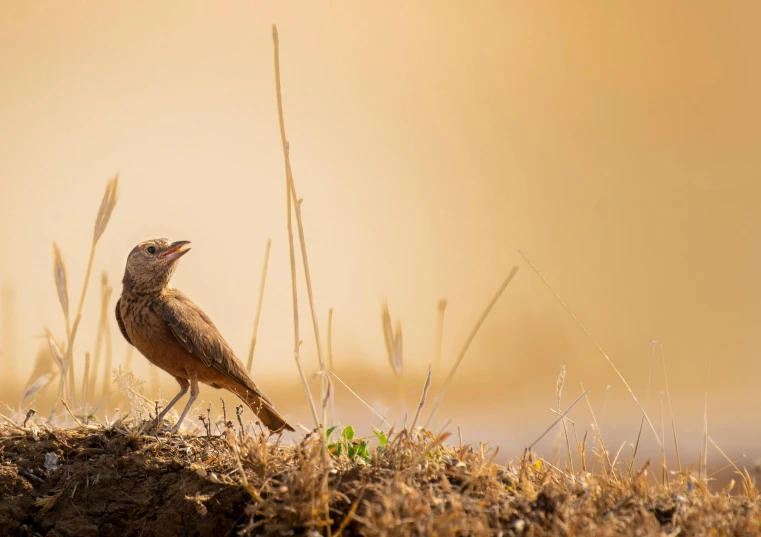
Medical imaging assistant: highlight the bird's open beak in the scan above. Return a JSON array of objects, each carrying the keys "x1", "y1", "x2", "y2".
[{"x1": 161, "y1": 240, "x2": 191, "y2": 263}]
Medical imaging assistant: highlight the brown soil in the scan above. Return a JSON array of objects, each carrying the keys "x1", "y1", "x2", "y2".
[{"x1": 1, "y1": 421, "x2": 760, "y2": 536}]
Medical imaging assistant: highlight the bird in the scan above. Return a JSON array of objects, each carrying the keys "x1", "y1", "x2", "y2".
[{"x1": 115, "y1": 238, "x2": 294, "y2": 434}]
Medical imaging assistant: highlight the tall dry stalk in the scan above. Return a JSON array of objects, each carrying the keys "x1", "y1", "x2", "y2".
[
  {"x1": 272, "y1": 24, "x2": 321, "y2": 433},
  {"x1": 271, "y1": 48, "x2": 329, "y2": 409},
  {"x1": 247, "y1": 239, "x2": 272, "y2": 373}
]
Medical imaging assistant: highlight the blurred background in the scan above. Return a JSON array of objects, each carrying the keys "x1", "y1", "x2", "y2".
[{"x1": 2, "y1": 2, "x2": 760, "y2": 479}]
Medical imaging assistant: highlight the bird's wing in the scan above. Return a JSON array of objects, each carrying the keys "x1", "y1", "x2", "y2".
[
  {"x1": 115, "y1": 298, "x2": 133, "y2": 346},
  {"x1": 160, "y1": 290, "x2": 273, "y2": 405}
]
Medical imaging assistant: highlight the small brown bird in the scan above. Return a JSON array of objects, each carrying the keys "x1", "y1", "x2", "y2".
[{"x1": 115, "y1": 238, "x2": 294, "y2": 433}]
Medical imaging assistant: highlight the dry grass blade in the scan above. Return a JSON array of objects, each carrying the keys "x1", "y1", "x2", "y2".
[
  {"x1": 518, "y1": 250, "x2": 663, "y2": 448},
  {"x1": 88, "y1": 273, "x2": 112, "y2": 399},
  {"x1": 94, "y1": 174, "x2": 119, "y2": 243},
  {"x1": 434, "y1": 298, "x2": 447, "y2": 381},
  {"x1": 327, "y1": 306, "x2": 335, "y2": 427},
  {"x1": 328, "y1": 371, "x2": 393, "y2": 428},
  {"x1": 410, "y1": 364, "x2": 432, "y2": 434},
  {"x1": 21, "y1": 373, "x2": 55, "y2": 409},
  {"x1": 556, "y1": 365, "x2": 574, "y2": 474},
  {"x1": 78, "y1": 174, "x2": 119, "y2": 320},
  {"x1": 327, "y1": 307, "x2": 334, "y2": 372},
  {"x1": 707, "y1": 436, "x2": 755, "y2": 496},
  {"x1": 381, "y1": 301, "x2": 402, "y2": 375},
  {"x1": 393, "y1": 319, "x2": 403, "y2": 374},
  {"x1": 82, "y1": 352, "x2": 91, "y2": 412},
  {"x1": 630, "y1": 341, "x2": 657, "y2": 476},
  {"x1": 660, "y1": 344, "x2": 682, "y2": 472},
  {"x1": 45, "y1": 332, "x2": 65, "y2": 373},
  {"x1": 100, "y1": 282, "x2": 114, "y2": 403},
  {"x1": 424, "y1": 266, "x2": 519, "y2": 428},
  {"x1": 45, "y1": 329, "x2": 68, "y2": 408},
  {"x1": 311, "y1": 372, "x2": 332, "y2": 412},
  {"x1": 702, "y1": 357, "x2": 711, "y2": 481},
  {"x1": 52, "y1": 242, "x2": 70, "y2": 325},
  {"x1": 21, "y1": 341, "x2": 61, "y2": 408},
  {"x1": 60, "y1": 399, "x2": 83, "y2": 427},
  {"x1": 247, "y1": 239, "x2": 271, "y2": 373},
  {"x1": 528, "y1": 390, "x2": 589, "y2": 451}
]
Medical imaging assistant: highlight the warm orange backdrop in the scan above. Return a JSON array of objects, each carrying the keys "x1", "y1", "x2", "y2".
[{"x1": 1, "y1": 2, "x2": 760, "y2": 468}]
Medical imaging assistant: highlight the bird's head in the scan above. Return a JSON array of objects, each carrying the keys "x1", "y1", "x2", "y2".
[{"x1": 122, "y1": 238, "x2": 191, "y2": 293}]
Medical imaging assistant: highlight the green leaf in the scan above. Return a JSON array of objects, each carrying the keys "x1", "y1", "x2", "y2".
[
  {"x1": 373, "y1": 428, "x2": 388, "y2": 446},
  {"x1": 342, "y1": 425, "x2": 355, "y2": 441}
]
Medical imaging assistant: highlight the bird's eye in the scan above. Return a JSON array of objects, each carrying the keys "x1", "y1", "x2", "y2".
[{"x1": 147, "y1": 246, "x2": 157, "y2": 254}]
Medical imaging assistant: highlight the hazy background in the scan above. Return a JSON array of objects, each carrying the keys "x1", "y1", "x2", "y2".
[{"x1": 2, "y1": 2, "x2": 760, "y2": 475}]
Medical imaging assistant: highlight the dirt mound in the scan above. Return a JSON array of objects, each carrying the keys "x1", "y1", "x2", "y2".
[
  {"x1": 1, "y1": 421, "x2": 761, "y2": 536},
  {"x1": 0, "y1": 425, "x2": 250, "y2": 537}
]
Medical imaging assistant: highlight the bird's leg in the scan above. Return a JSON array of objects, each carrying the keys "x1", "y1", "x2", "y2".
[
  {"x1": 170, "y1": 376, "x2": 199, "y2": 434},
  {"x1": 156, "y1": 377, "x2": 190, "y2": 427}
]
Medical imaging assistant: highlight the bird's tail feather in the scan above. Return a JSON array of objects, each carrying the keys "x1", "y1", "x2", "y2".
[{"x1": 242, "y1": 389, "x2": 295, "y2": 433}]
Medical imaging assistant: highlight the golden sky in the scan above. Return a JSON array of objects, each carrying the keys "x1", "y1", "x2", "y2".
[{"x1": 1, "y1": 2, "x2": 761, "y2": 453}]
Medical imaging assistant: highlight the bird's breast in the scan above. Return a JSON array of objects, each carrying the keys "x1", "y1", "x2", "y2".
[
  {"x1": 120, "y1": 296, "x2": 168, "y2": 353},
  {"x1": 119, "y1": 293, "x2": 197, "y2": 379}
]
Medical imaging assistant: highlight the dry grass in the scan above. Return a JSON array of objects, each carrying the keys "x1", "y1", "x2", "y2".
[{"x1": 2, "y1": 415, "x2": 760, "y2": 536}]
